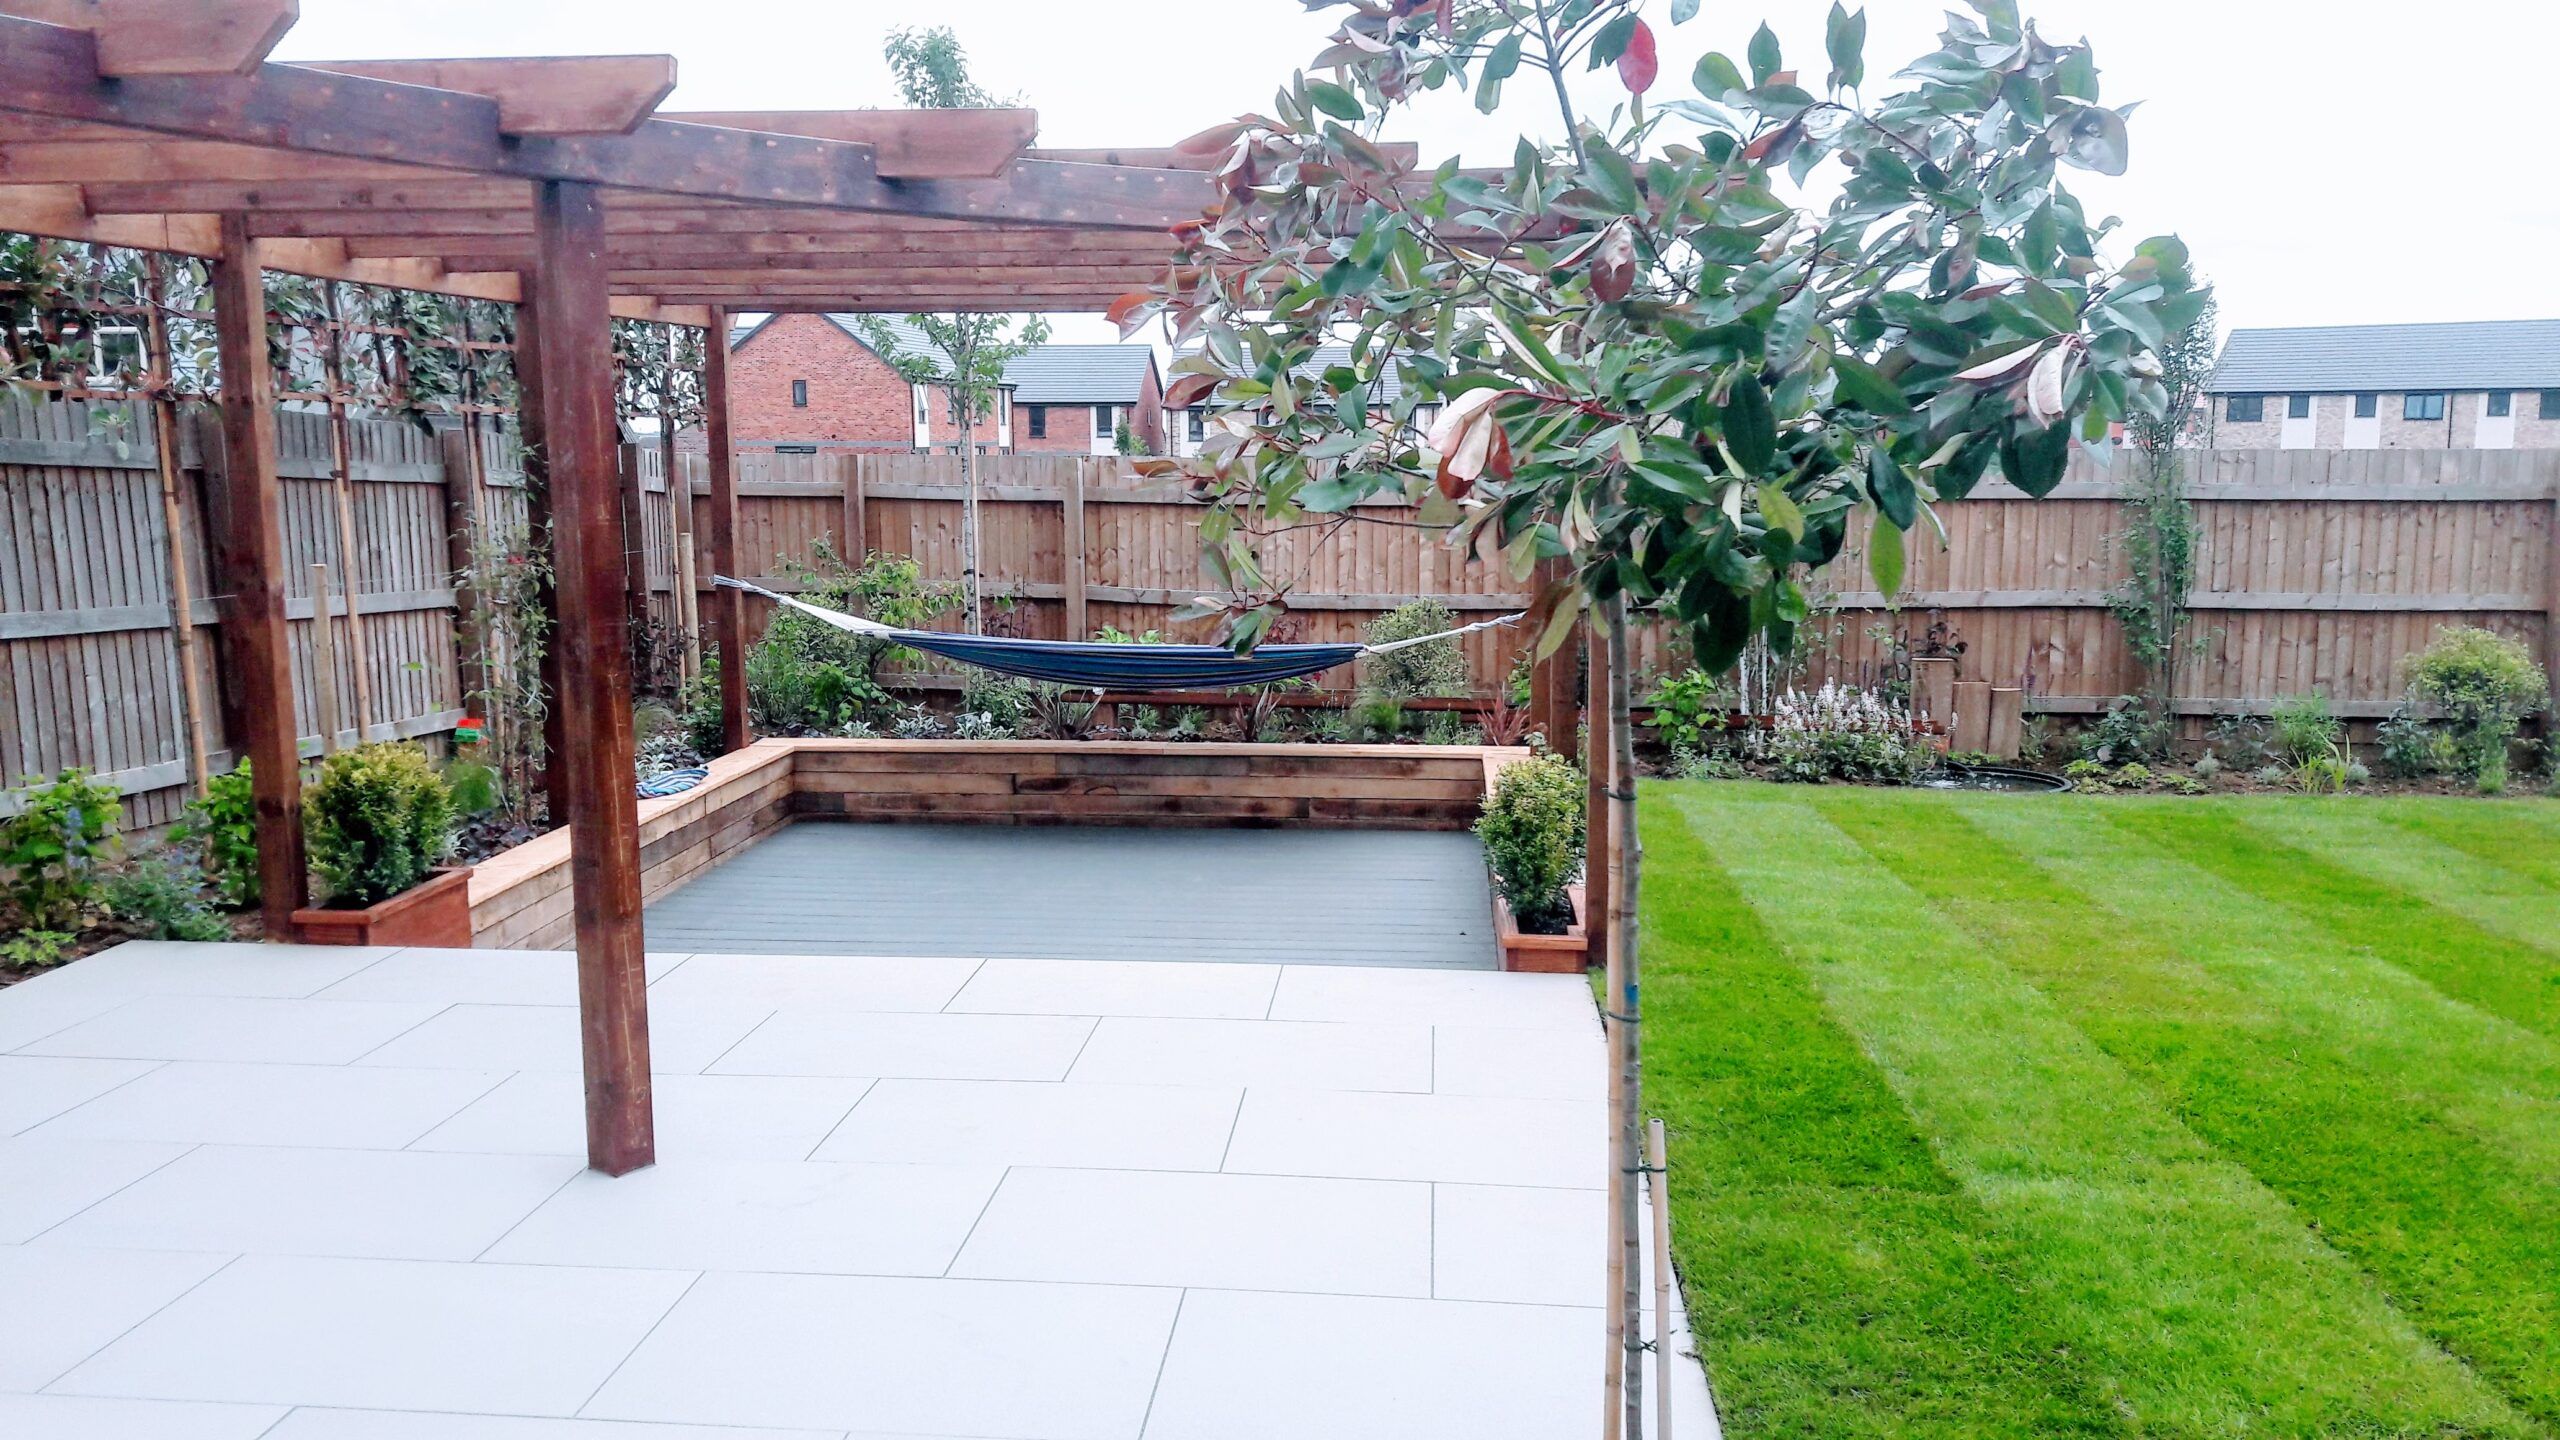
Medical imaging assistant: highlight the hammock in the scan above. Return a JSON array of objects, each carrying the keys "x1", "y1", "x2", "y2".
[{"x1": 713, "y1": 576, "x2": 1519, "y2": 691}]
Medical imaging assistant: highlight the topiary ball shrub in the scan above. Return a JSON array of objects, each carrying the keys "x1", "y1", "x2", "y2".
[
  {"x1": 305, "y1": 742, "x2": 457, "y2": 908},
  {"x1": 1359, "y1": 600, "x2": 1469, "y2": 701},
  {"x1": 1476, "y1": 753, "x2": 1585, "y2": 935}
]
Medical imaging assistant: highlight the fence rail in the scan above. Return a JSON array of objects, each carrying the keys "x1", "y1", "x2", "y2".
[{"x1": 7, "y1": 390, "x2": 2556, "y2": 827}]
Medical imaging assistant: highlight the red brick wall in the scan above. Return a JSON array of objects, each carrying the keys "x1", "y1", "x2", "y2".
[
  {"x1": 1012, "y1": 363, "x2": 1168, "y2": 455},
  {"x1": 727, "y1": 313, "x2": 946, "y2": 447}
]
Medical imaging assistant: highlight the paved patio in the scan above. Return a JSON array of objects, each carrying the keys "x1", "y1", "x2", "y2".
[{"x1": 1, "y1": 940, "x2": 1717, "y2": 1439}]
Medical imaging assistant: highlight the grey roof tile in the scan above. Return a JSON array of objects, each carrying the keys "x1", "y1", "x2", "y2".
[{"x1": 2206, "y1": 320, "x2": 2560, "y2": 393}]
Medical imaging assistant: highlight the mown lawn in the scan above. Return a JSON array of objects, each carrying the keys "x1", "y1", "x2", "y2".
[{"x1": 1642, "y1": 782, "x2": 2560, "y2": 1439}]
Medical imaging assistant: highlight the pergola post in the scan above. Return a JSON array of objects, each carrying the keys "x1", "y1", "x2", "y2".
[
  {"x1": 702, "y1": 306, "x2": 750, "y2": 753},
  {"x1": 206, "y1": 213, "x2": 309, "y2": 935},
  {"x1": 531, "y1": 178, "x2": 655, "y2": 1175}
]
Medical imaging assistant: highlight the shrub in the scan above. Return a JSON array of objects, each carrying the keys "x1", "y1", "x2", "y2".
[
  {"x1": 2205, "y1": 714, "x2": 2273, "y2": 770},
  {"x1": 178, "y1": 760, "x2": 261, "y2": 909},
  {"x1": 951, "y1": 710, "x2": 1005, "y2": 741},
  {"x1": 1023, "y1": 682, "x2": 1100, "y2": 740},
  {"x1": 2373, "y1": 705, "x2": 2448, "y2": 780},
  {"x1": 2, "y1": 929, "x2": 74, "y2": 969},
  {"x1": 102, "y1": 850, "x2": 230, "y2": 942},
  {"x1": 960, "y1": 673, "x2": 1033, "y2": 732},
  {"x1": 2080, "y1": 696, "x2": 2167, "y2": 765},
  {"x1": 2270, "y1": 693, "x2": 2343, "y2": 767},
  {"x1": 1750, "y1": 685, "x2": 1928, "y2": 784},
  {"x1": 1, "y1": 768, "x2": 121, "y2": 931},
  {"x1": 304, "y1": 743, "x2": 456, "y2": 908},
  {"x1": 1643, "y1": 668, "x2": 1723, "y2": 754},
  {"x1": 2402, "y1": 625, "x2": 2547, "y2": 793},
  {"x1": 1359, "y1": 601, "x2": 1468, "y2": 701},
  {"x1": 2192, "y1": 754, "x2": 2223, "y2": 782},
  {"x1": 891, "y1": 707, "x2": 946, "y2": 740},
  {"x1": 1353, "y1": 694, "x2": 1405, "y2": 742},
  {"x1": 1477, "y1": 754, "x2": 1584, "y2": 934}
]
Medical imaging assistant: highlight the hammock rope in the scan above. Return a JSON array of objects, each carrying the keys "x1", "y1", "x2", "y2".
[{"x1": 712, "y1": 575, "x2": 1519, "y2": 691}]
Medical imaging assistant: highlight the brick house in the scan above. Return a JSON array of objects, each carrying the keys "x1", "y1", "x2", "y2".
[
  {"x1": 2198, "y1": 319, "x2": 2560, "y2": 450},
  {"x1": 724, "y1": 313, "x2": 1007, "y2": 454},
  {"x1": 1006, "y1": 345, "x2": 1166, "y2": 455},
  {"x1": 726, "y1": 314, "x2": 1164, "y2": 455}
]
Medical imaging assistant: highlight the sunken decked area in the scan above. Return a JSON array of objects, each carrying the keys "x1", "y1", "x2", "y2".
[{"x1": 468, "y1": 741, "x2": 1520, "y2": 954}]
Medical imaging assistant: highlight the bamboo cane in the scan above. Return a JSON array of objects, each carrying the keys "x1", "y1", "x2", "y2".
[
  {"x1": 1650, "y1": 1115, "x2": 1673, "y2": 1440},
  {"x1": 1609, "y1": 595, "x2": 1647, "y2": 1440},
  {"x1": 142, "y1": 253, "x2": 211, "y2": 797},
  {"x1": 309, "y1": 562, "x2": 343, "y2": 756},
  {"x1": 1599, "y1": 612, "x2": 1626, "y2": 1440},
  {"x1": 319, "y1": 286, "x2": 376, "y2": 737}
]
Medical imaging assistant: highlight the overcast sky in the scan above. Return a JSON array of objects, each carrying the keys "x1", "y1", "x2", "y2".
[{"x1": 276, "y1": 0, "x2": 2557, "y2": 350}]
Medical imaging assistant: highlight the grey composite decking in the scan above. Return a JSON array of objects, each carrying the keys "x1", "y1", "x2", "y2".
[{"x1": 642, "y1": 821, "x2": 1498, "y2": 969}]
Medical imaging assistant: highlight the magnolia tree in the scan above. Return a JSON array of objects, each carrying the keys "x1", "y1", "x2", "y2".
[{"x1": 1118, "y1": 0, "x2": 2204, "y2": 1424}]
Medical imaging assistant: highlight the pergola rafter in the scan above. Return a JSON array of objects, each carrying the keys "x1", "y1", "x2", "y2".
[{"x1": 0, "y1": 0, "x2": 1234, "y2": 1175}]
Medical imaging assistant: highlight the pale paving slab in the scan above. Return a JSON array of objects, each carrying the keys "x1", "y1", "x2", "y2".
[
  {"x1": 261, "y1": 1412, "x2": 852, "y2": 1439},
  {"x1": 26, "y1": 941, "x2": 396, "y2": 999},
  {"x1": 355, "y1": 1002, "x2": 773, "y2": 1074},
  {"x1": 411, "y1": 1071, "x2": 873, "y2": 1161},
  {"x1": 1433, "y1": 1023, "x2": 1604, "y2": 1100},
  {"x1": 1067, "y1": 1016, "x2": 1431, "y2": 1093},
  {"x1": 17, "y1": 995, "x2": 446, "y2": 1066},
  {"x1": 945, "y1": 956, "x2": 1279, "y2": 1019},
  {"x1": 583, "y1": 1271, "x2": 1179, "y2": 1439},
  {"x1": 1433, "y1": 1183, "x2": 1600, "y2": 1305},
  {"x1": 485, "y1": 1159, "x2": 1001, "y2": 1276},
  {"x1": 0, "y1": 1054, "x2": 159, "y2": 1134},
  {"x1": 951, "y1": 1167, "x2": 1431, "y2": 1297},
  {"x1": 1268, "y1": 963, "x2": 1599, "y2": 1029},
  {"x1": 810, "y1": 1078, "x2": 1239, "y2": 1170},
  {"x1": 1224, "y1": 1089, "x2": 1604, "y2": 1188},
  {"x1": 25, "y1": 1061, "x2": 509, "y2": 1149},
  {"x1": 0, "y1": 1393, "x2": 287, "y2": 1439},
  {"x1": 647, "y1": 951, "x2": 984, "y2": 1014},
  {"x1": 0, "y1": 1136, "x2": 191, "y2": 1244},
  {"x1": 54, "y1": 1254, "x2": 694, "y2": 1415},
  {"x1": 315, "y1": 947, "x2": 695, "y2": 1005},
  {"x1": 0, "y1": 1243, "x2": 231, "y2": 1392},
  {"x1": 709, "y1": 1010, "x2": 1096, "y2": 1082},
  {"x1": 1141, "y1": 1289, "x2": 1594, "y2": 1440},
  {"x1": 41, "y1": 1145, "x2": 580, "y2": 1262}
]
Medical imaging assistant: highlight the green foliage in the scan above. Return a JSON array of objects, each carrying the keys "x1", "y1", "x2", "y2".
[
  {"x1": 680, "y1": 658, "x2": 730, "y2": 755},
  {"x1": 2402, "y1": 625, "x2": 2547, "y2": 793},
  {"x1": 1352, "y1": 694, "x2": 1406, "y2": 742},
  {"x1": 102, "y1": 850, "x2": 229, "y2": 942},
  {"x1": 1135, "y1": 3, "x2": 2202, "y2": 677},
  {"x1": 2206, "y1": 714, "x2": 2273, "y2": 770},
  {"x1": 1, "y1": 768, "x2": 121, "y2": 931},
  {"x1": 443, "y1": 759, "x2": 501, "y2": 816},
  {"x1": 1, "y1": 929, "x2": 74, "y2": 969},
  {"x1": 1476, "y1": 754, "x2": 1585, "y2": 933},
  {"x1": 1358, "y1": 601, "x2": 1469, "y2": 701},
  {"x1": 1023, "y1": 682, "x2": 1101, "y2": 740},
  {"x1": 304, "y1": 742, "x2": 455, "y2": 908},
  {"x1": 177, "y1": 760, "x2": 261, "y2": 909},
  {"x1": 1752, "y1": 685, "x2": 1927, "y2": 784},
  {"x1": 2108, "y1": 762, "x2": 2154, "y2": 790},
  {"x1": 706, "y1": 547, "x2": 961, "y2": 738},
  {"x1": 1643, "y1": 668, "x2": 1723, "y2": 753},
  {"x1": 883, "y1": 25, "x2": 1006, "y2": 108},
  {"x1": 2269, "y1": 693, "x2": 2343, "y2": 767},
  {"x1": 2374, "y1": 706, "x2": 2449, "y2": 780},
  {"x1": 2108, "y1": 299, "x2": 2214, "y2": 735},
  {"x1": 960, "y1": 672, "x2": 1035, "y2": 732},
  {"x1": 2079, "y1": 695, "x2": 2167, "y2": 765}
]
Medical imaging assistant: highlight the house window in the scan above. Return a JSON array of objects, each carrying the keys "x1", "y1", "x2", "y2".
[
  {"x1": 790, "y1": 379, "x2": 808, "y2": 408},
  {"x1": 1094, "y1": 404, "x2": 1116, "y2": 438},
  {"x1": 2486, "y1": 391, "x2": 2512, "y2": 418},
  {"x1": 1186, "y1": 409, "x2": 1205, "y2": 443},
  {"x1": 1026, "y1": 405, "x2": 1046, "y2": 438},
  {"x1": 2542, "y1": 390, "x2": 2560, "y2": 420},
  {"x1": 2286, "y1": 394, "x2": 2310, "y2": 419},
  {"x1": 2224, "y1": 395, "x2": 2263, "y2": 423},
  {"x1": 2403, "y1": 392, "x2": 2445, "y2": 421},
  {"x1": 2353, "y1": 393, "x2": 2377, "y2": 418}
]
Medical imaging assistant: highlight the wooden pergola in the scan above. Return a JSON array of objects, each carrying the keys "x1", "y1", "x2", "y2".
[{"x1": 0, "y1": 0, "x2": 1219, "y2": 1174}]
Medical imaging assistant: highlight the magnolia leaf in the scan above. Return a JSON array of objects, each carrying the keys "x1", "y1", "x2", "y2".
[
  {"x1": 1532, "y1": 585, "x2": 1584, "y2": 661},
  {"x1": 1757, "y1": 483, "x2": 1805, "y2": 540},
  {"x1": 1829, "y1": 352, "x2": 1910, "y2": 413},
  {"x1": 1305, "y1": 81, "x2": 1364, "y2": 122},
  {"x1": 1693, "y1": 51, "x2": 1745, "y2": 96},
  {"x1": 1824, "y1": 3, "x2": 1866, "y2": 92},
  {"x1": 1747, "y1": 22, "x2": 1782, "y2": 86},
  {"x1": 1721, "y1": 377, "x2": 1777, "y2": 473},
  {"x1": 1764, "y1": 285, "x2": 1819, "y2": 369},
  {"x1": 2060, "y1": 104, "x2": 2130, "y2": 176},
  {"x1": 1867, "y1": 517, "x2": 1906, "y2": 596},
  {"x1": 1868, "y1": 446, "x2": 1917, "y2": 529},
  {"x1": 1162, "y1": 372, "x2": 1219, "y2": 410},
  {"x1": 1617, "y1": 19, "x2": 1660, "y2": 93},
  {"x1": 1671, "y1": 0, "x2": 1701, "y2": 19}
]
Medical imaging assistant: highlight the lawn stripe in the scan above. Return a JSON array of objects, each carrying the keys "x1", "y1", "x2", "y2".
[
  {"x1": 1637, "y1": 785, "x2": 2129, "y2": 1439},
  {"x1": 1676, "y1": 783, "x2": 2535, "y2": 1440},
  {"x1": 2371, "y1": 797, "x2": 2560, "y2": 894},
  {"x1": 2227, "y1": 798, "x2": 2560, "y2": 960},
  {"x1": 1926, "y1": 793, "x2": 2560, "y2": 1431},
  {"x1": 2101, "y1": 801, "x2": 2560, "y2": 1044}
]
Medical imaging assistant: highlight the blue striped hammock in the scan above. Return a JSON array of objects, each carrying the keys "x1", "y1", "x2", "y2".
[{"x1": 714, "y1": 576, "x2": 1518, "y2": 691}]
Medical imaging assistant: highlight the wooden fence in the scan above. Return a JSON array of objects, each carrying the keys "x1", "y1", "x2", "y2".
[{"x1": 8, "y1": 391, "x2": 2557, "y2": 827}]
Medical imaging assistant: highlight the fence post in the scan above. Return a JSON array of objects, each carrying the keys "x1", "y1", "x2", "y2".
[
  {"x1": 309, "y1": 563, "x2": 344, "y2": 755},
  {"x1": 438, "y1": 425, "x2": 489, "y2": 724},
  {"x1": 2547, "y1": 476, "x2": 2559, "y2": 721},
  {"x1": 1063, "y1": 459, "x2": 1089, "y2": 642},
  {"x1": 618, "y1": 439, "x2": 651, "y2": 632},
  {"x1": 842, "y1": 452, "x2": 868, "y2": 563}
]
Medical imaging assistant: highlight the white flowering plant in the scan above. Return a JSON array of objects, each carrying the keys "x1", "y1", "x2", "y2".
[{"x1": 1749, "y1": 682, "x2": 1928, "y2": 782}]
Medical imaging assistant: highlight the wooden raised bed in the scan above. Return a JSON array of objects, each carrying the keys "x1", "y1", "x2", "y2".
[
  {"x1": 1495, "y1": 883, "x2": 1588, "y2": 973},
  {"x1": 294, "y1": 866, "x2": 475, "y2": 947}
]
